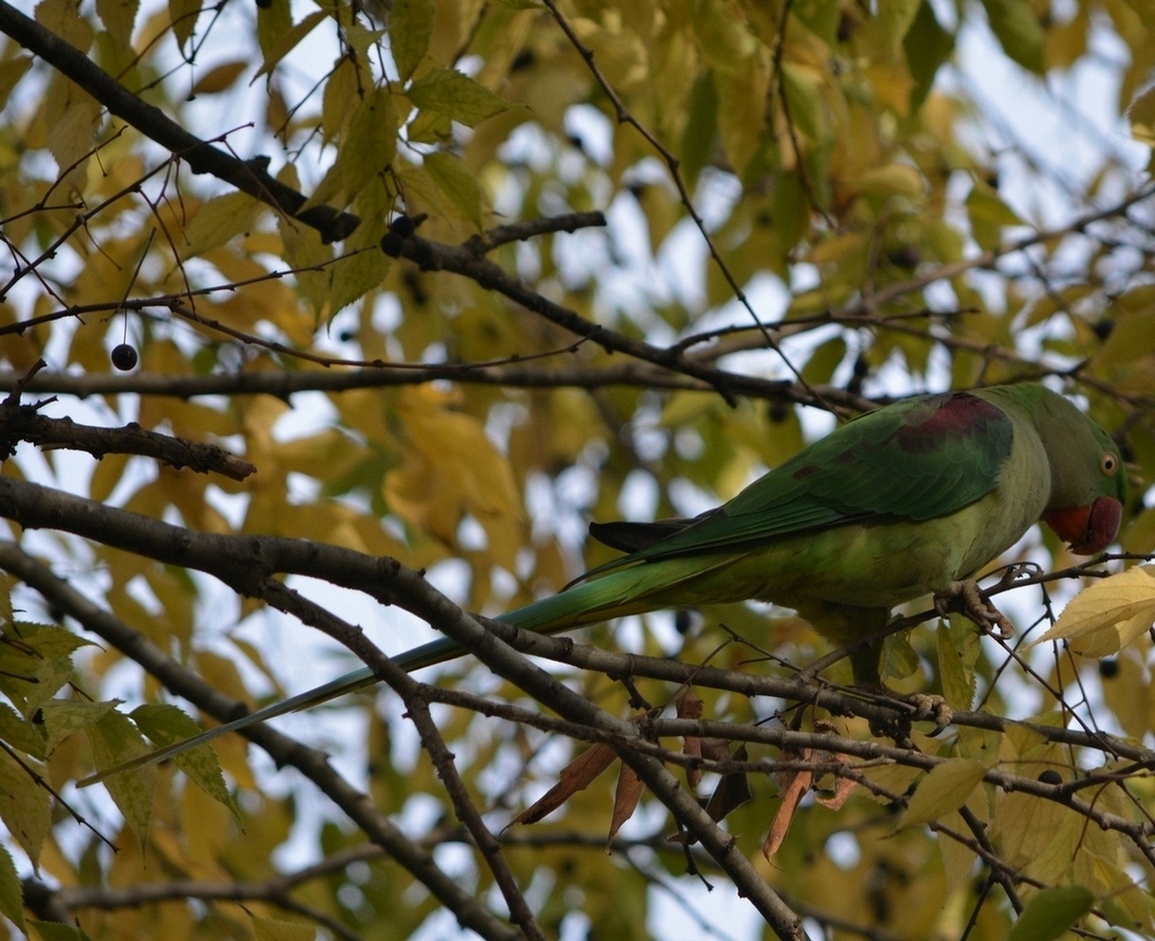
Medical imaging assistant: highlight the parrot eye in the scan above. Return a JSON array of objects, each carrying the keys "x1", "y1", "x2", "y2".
[{"x1": 1100, "y1": 452, "x2": 1119, "y2": 476}]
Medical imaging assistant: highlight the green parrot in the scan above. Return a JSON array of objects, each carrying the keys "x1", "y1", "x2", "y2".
[{"x1": 78, "y1": 383, "x2": 1126, "y2": 786}]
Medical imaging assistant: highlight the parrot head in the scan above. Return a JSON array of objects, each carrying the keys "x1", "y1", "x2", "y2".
[{"x1": 1040, "y1": 447, "x2": 1126, "y2": 554}]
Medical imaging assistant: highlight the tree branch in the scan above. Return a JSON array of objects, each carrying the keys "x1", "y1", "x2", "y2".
[
  {"x1": 0, "y1": 404, "x2": 255, "y2": 479},
  {"x1": 0, "y1": 1, "x2": 359, "y2": 243},
  {"x1": 0, "y1": 541, "x2": 523, "y2": 941}
]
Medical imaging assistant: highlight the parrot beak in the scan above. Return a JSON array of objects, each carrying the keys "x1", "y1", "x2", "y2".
[{"x1": 1042, "y1": 497, "x2": 1123, "y2": 555}]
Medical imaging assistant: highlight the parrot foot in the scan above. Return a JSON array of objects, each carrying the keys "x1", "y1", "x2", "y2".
[
  {"x1": 934, "y1": 580, "x2": 1013, "y2": 640},
  {"x1": 906, "y1": 693, "x2": 953, "y2": 735}
]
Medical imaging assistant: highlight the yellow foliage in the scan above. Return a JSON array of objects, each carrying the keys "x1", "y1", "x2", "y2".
[{"x1": 386, "y1": 386, "x2": 523, "y2": 569}]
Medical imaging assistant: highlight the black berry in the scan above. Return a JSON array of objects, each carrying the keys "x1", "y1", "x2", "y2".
[{"x1": 111, "y1": 344, "x2": 138, "y2": 371}]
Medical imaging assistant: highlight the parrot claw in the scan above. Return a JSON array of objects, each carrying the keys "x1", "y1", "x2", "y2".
[
  {"x1": 934, "y1": 580, "x2": 1013, "y2": 640},
  {"x1": 906, "y1": 693, "x2": 953, "y2": 735}
]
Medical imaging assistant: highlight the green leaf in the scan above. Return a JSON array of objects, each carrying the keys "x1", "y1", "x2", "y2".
[
  {"x1": 780, "y1": 63, "x2": 824, "y2": 143},
  {"x1": 0, "y1": 55, "x2": 34, "y2": 106},
  {"x1": 904, "y1": 3, "x2": 954, "y2": 109},
  {"x1": 680, "y1": 71, "x2": 718, "y2": 189},
  {"x1": 30, "y1": 923, "x2": 92, "y2": 941},
  {"x1": 305, "y1": 87, "x2": 398, "y2": 212},
  {"x1": 880, "y1": 0, "x2": 922, "y2": 49},
  {"x1": 0, "y1": 749, "x2": 51, "y2": 868},
  {"x1": 938, "y1": 617, "x2": 978, "y2": 710},
  {"x1": 407, "y1": 69, "x2": 513, "y2": 127},
  {"x1": 327, "y1": 247, "x2": 391, "y2": 316},
  {"x1": 85, "y1": 712, "x2": 156, "y2": 844},
  {"x1": 18, "y1": 624, "x2": 89, "y2": 659},
  {"x1": 24, "y1": 658, "x2": 72, "y2": 717},
  {"x1": 0, "y1": 702, "x2": 46, "y2": 759},
  {"x1": 169, "y1": 0, "x2": 202, "y2": 51},
  {"x1": 132, "y1": 703, "x2": 240, "y2": 819},
  {"x1": 256, "y1": 0, "x2": 293, "y2": 67},
  {"x1": 38, "y1": 699, "x2": 116, "y2": 753},
  {"x1": 982, "y1": 0, "x2": 1045, "y2": 73},
  {"x1": 0, "y1": 842, "x2": 26, "y2": 934},
  {"x1": 251, "y1": 914, "x2": 315, "y2": 941},
  {"x1": 390, "y1": 0, "x2": 436, "y2": 82},
  {"x1": 1007, "y1": 885, "x2": 1095, "y2": 941},
  {"x1": 966, "y1": 182, "x2": 1024, "y2": 249},
  {"x1": 880, "y1": 631, "x2": 919, "y2": 680},
  {"x1": 424, "y1": 151, "x2": 484, "y2": 232},
  {"x1": 898, "y1": 758, "x2": 985, "y2": 830}
]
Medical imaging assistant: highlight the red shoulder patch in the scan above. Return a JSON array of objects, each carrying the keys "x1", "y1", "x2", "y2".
[{"x1": 893, "y1": 393, "x2": 1006, "y2": 454}]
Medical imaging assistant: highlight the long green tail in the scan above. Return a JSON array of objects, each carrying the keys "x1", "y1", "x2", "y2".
[{"x1": 77, "y1": 557, "x2": 731, "y2": 787}]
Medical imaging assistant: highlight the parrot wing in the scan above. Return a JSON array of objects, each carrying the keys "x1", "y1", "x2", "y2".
[{"x1": 580, "y1": 391, "x2": 1014, "y2": 578}]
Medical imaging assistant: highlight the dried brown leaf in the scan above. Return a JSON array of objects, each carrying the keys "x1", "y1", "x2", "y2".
[
  {"x1": 763, "y1": 753, "x2": 812, "y2": 860},
  {"x1": 511, "y1": 743, "x2": 617, "y2": 826},
  {"x1": 607, "y1": 763, "x2": 645, "y2": 846}
]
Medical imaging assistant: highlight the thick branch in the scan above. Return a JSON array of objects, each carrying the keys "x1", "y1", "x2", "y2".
[{"x1": 0, "y1": 404, "x2": 255, "y2": 479}]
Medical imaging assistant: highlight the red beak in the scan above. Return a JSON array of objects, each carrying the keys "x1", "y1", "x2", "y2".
[{"x1": 1042, "y1": 497, "x2": 1123, "y2": 555}]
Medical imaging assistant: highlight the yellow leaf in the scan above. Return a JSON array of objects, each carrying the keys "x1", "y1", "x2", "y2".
[
  {"x1": 938, "y1": 616, "x2": 978, "y2": 709},
  {"x1": 36, "y1": 0, "x2": 94, "y2": 51},
  {"x1": 254, "y1": 9, "x2": 328, "y2": 79},
  {"x1": 690, "y1": 0, "x2": 757, "y2": 67},
  {"x1": 190, "y1": 60, "x2": 248, "y2": 95},
  {"x1": 880, "y1": 0, "x2": 921, "y2": 48},
  {"x1": 97, "y1": 0, "x2": 138, "y2": 52},
  {"x1": 44, "y1": 76, "x2": 102, "y2": 189},
  {"x1": 938, "y1": 810, "x2": 979, "y2": 893},
  {"x1": 256, "y1": 0, "x2": 292, "y2": 65},
  {"x1": 180, "y1": 192, "x2": 260, "y2": 258},
  {"x1": 994, "y1": 790, "x2": 1081, "y2": 884},
  {"x1": 714, "y1": 54, "x2": 771, "y2": 177},
  {"x1": 132, "y1": 704, "x2": 239, "y2": 820},
  {"x1": 898, "y1": 757, "x2": 985, "y2": 829},
  {"x1": 39, "y1": 700, "x2": 115, "y2": 753},
  {"x1": 855, "y1": 163, "x2": 925, "y2": 197},
  {"x1": 386, "y1": 387, "x2": 522, "y2": 568},
  {"x1": 1035, "y1": 566, "x2": 1155, "y2": 657}
]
